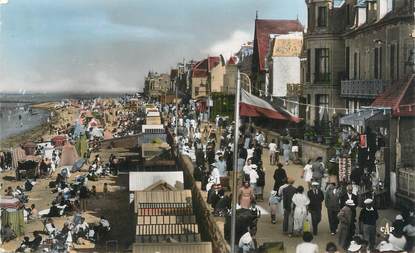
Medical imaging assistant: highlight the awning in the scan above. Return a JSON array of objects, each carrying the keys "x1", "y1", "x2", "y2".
[
  {"x1": 240, "y1": 89, "x2": 300, "y2": 123},
  {"x1": 340, "y1": 109, "x2": 383, "y2": 126}
]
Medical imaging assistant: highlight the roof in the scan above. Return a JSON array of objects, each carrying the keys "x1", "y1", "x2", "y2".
[
  {"x1": 192, "y1": 56, "x2": 220, "y2": 78},
  {"x1": 132, "y1": 242, "x2": 212, "y2": 253},
  {"x1": 129, "y1": 171, "x2": 184, "y2": 192},
  {"x1": 271, "y1": 33, "x2": 303, "y2": 57},
  {"x1": 340, "y1": 109, "x2": 383, "y2": 126},
  {"x1": 254, "y1": 19, "x2": 303, "y2": 71},
  {"x1": 227, "y1": 56, "x2": 237, "y2": 65},
  {"x1": 371, "y1": 75, "x2": 415, "y2": 117}
]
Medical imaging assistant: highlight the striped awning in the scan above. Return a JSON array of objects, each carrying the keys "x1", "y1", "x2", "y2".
[{"x1": 12, "y1": 147, "x2": 26, "y2": 169}]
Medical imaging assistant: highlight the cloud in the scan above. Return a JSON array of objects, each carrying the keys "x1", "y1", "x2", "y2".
[{"x1": 204, "y1": 30, "x2": 252, "y2": 57}]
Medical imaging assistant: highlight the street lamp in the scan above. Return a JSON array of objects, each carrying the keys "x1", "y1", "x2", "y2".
[
  {"x1": 230, "y1": 69, "x2": 241, "y2": 253},
  {"x1": 239, "y1": 72, "x2": 252, "y2": 93}
]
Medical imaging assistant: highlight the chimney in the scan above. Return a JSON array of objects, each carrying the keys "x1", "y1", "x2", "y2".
[
  {"x1": 366, "y1": 0, "x2": 378, "y2": 23},
  {"x1": 356, "y1": 3, "x2": 367, "y2": 26},
  {"x1": 377, "y1": 0, "x2": 388, "y2": 19}
]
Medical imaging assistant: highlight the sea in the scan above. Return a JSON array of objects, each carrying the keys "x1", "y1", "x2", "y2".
[{"x1": 0, "y1": 92, "x2": 124, "y2": 141}]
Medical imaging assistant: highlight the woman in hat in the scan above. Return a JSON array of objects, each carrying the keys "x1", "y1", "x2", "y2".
[{"x1": 347, "y1": 241, "x2": 361, "y2": 252}]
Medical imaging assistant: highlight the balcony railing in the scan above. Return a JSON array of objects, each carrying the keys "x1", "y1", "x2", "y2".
[{"x1": 341, "y1": 79, "x2": 390, "y2": 98}]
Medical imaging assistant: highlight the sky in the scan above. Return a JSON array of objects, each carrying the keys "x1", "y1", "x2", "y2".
[{"x1": 0, "y1": 0, "x2": 306, "y2": 92}]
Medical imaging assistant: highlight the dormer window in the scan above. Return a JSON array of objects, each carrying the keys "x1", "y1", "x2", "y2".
[{"x1": 317, "y1": 6, "x2": 328, "y2": 27}]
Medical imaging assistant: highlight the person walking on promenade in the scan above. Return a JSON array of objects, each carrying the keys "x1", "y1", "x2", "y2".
[
  {"x1": 338, "y1": 199, "x2": 355, "y2": 250},
  {"x1": 311, "y1": 157, "x2": 325, "y2": 187},
  {"x1": 295, "y1": 232, "x2": 319, "y2": 253},
  {"x1": 292, "y1": 186, "x2": 310, "y2": 236},
  {"x1": 273, "y1": 163, "x2": 287, "y2": 192},
  {"x1": 269, "y1": 190, "x2": 281, "y2": 224},
  {"x1": 325, "y1": 182, "x2": 341, "y2": 235},
  {"x1": 340, "y1": 184, "x2": 358, "y2": 208},
  {"x1": 282, "y1": 178, "x2": 296, "y2": 236},
  {"x1": 268, "y1": 139, "x2": 278, "y2": 165},
  {"x1": 282, "y1": 140, "x2": 291, "y2": 165},
  {"x1": 301, "y1": 159, "x2": 313, "y2": 190},
  {"x1": 359, "y1": 198, "x2": 378, "y2": 250},
  {"x1": 307, "y1": 182, "x2": 324, "y2": 235}
]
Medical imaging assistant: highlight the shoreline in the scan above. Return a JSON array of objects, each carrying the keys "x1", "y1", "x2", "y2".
[{"x1": 0, "y1": 102, "x2": 58, "y2": 149}]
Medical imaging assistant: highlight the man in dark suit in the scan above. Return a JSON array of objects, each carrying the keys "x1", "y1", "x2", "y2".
[
  {"x1": 340, "y1": 184, "x2": 358, "y2": 208},
  {"x1": 282, "y1": 177, "x2": 297, "y2": 235},
  {"x1": 307, "y1": 181, "x2": 324, "y2": 235}
]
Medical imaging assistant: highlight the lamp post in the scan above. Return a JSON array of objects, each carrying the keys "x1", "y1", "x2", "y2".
[{"x1": 230, "y1": 69, "x2": 241, "y2": 253}]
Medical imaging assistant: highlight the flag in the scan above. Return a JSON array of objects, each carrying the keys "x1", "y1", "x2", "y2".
[{"x1": 240, "y1": 89, "x2": 300, "y2": 122}]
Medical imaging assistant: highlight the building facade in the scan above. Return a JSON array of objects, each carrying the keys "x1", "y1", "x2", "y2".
[
  {"x1": 302, "y1": 0, "x2": 414, "y2": 126},
  {"x1": 252, "y1": 19, "x2": 304, "y2": 97},
  {"x1": 144, "y1": 72, "x2": 171, "y2": 98}
]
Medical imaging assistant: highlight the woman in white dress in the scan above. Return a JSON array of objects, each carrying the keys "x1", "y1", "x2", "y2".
[
  {"x1": 292, "y1": 186, "x2": 310, "y2": 235},
  {"x1": 301, "y1": 159, "x2": 313, "y2": 190}
]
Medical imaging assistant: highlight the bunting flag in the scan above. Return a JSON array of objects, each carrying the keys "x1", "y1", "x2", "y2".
[{"x1": 240, "y1": 89, "x2": 300, "y2": 123}]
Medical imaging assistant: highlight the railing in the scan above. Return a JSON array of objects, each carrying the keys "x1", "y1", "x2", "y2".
[
  {"x1": 398, "y1": 167, "x2": 415, "y2": 199},
  {"x1": 341, "y1": 79, "x2": 390, "y2": 98}
]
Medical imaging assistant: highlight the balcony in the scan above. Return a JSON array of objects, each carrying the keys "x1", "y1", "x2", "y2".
[{"x1": 341, "y1": 79, "x2": 390, "y2": 99}]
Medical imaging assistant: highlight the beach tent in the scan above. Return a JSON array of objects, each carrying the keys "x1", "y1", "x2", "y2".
[
  {"x1": 71, "y1": 158, "x2": 86, "y2": 172},
  {"x1": 90, "y1": 127, "x2": 103, "y2": 139},
  {"x1": 22, "y1": 142, "x2": 37, "y2": 156},
  {"x1": 12, "y1": 147, "x2": 26, "y2": 169},
  {"x1": 60, "y1": 143, "x2": 79, "y2": 167},
  {"x1": 75, "y1": 134, "x2": 88, "y2": 157},
  {"x1": 72, "y1": 121, "x2": 85, "y2": 139},
  {"x1": 51, "y1": 136, "x2": 66, "y2": 147},
  {"x1": 88, "y1": 118, "x2": 99, "y2": 129}
]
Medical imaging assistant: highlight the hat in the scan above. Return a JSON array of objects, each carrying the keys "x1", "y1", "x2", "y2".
[
  {"x1": 271, "y1": 190, "x2": 278, "y2": 196},
  {"x1": 348, "y1": 241, "x2": 362, "y2": 252},
  {"x1": 364, "y1": 198, "x2": 373, "y2": 204},
  {"x1": 396, "y1": 214, "x2": 404, "y2": 220},
  {"x1": 251, "y1": 164, "x2": 258, "y2": 168},
  {"x1": 345, "y1": 199, "x2": 355, "y2": 206},
  {"x1": 216, "y1": 151, "x2": 223, "y2": 155},
  {"x1": 311, "y1": 182, "x2": 320, "y2": 186}
]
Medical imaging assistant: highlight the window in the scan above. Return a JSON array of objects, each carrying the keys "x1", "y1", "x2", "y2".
[
  {"x1": 374, "y1": 47, "x2": 383, "y2": 79},
  {"x1": 306, "y1": 49, "x2": 311, "y2": 82},
  {"x1": 345, "y1": 47, "x2": 350, "y2": 79},
  {"x1": 390, "y1": 44, "x2": 396, "y2": 80},
  {"x1": 316, "y1": 94, "x2": 329, "y2": 121},
  {"x1": 353, "y1": 52, "x2": 358, "y2": 79},
  {"x1": 307, "y1": 7, "x2": 311, "y2": 29},
  {"x1": 346, "y1": 4, "x2": 352, "y2": 26},
  {"x1": 315, "y1": 48, "x2": 330, "y2": 82},
  {"x1": 317, "y1": 6, "x2": 327, "y2": 27}
]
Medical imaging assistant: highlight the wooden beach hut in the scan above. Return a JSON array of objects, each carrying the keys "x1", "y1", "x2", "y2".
[
  {"x1": 12, "y1": 147, "x2": 26, "y2": 169},
  {"x1": 132, "y1": 242, "x2": 212, "y2": 253}
]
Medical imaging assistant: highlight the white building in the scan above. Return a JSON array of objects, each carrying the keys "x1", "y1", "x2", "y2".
[{"x1": 266, "y1": 32, "x2": 303, "y2": 98}]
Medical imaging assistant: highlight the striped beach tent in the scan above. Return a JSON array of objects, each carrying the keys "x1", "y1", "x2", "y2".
[{"x1": 12, "y1": 147, "x2": 26, "y2": 169}]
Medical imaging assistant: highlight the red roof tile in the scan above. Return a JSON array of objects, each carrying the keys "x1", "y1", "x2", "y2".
[
  {"x1": 254, "y1": 19, "x2": 303, "y2": 71},
  {"x1": 372, "y1": 74, "x2": 415, "y2": 117},
  {"x1": 192, "y1": 57, "x2": 220, "y2": 78},
  {"x1": 208, "y1": 56, "x2": 221, "y2": 71},
  {"x1": 227, "y1": 56, "x2": 237, "y2": 65}
]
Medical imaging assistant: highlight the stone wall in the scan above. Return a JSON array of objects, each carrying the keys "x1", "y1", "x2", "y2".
[
  {"x1": 257, "y1": 127, "x2": 332, "y2": 164},
  {"x1": 179, "y1": 155, "x2": 231, "y2": 253}
]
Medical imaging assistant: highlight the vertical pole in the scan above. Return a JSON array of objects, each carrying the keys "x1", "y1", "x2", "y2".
[{"x1": 230, "y1": 69, "x2": 241, "y2": 253}]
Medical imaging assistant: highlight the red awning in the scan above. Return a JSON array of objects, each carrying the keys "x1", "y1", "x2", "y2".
[{"x1": 240, "y1": 89, "x2": 300, "y2": 123}]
